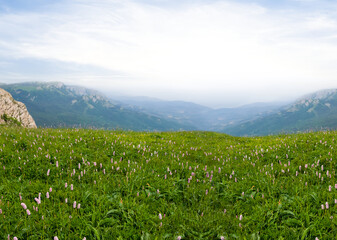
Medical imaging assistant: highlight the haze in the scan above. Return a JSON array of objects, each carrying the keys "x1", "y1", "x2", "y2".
[{"x1": 1, "y1": 0, "x2": 337, "y2": 107}]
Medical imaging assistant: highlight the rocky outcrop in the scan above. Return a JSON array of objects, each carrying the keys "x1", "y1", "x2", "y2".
[{"x1": 0, "y1": 88, "x2": 37, "y2": 128}]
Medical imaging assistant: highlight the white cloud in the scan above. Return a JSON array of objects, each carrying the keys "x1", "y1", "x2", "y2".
[{"x1": 1, "y1": 0, "x2": 337, "y2": 106}]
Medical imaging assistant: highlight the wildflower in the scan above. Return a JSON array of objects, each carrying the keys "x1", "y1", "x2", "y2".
[
  {"x1": 220, "y1": 237, "x2": 225, "y2": 240},
  {"x1": 46, "y1": 192, "x2": 49, "y2": 199},
  {"x1": 177, "y1": 236, "x2": 182, "y2": 240},
  {"x1": 239, "y1": 215, "x2": 243, "y2": 221},
  {"x1": 71, "y1": 184, "x2": 73, "y2": 190},
  {"x1": 326, "y1": 202, "x2": 329, "y2": 209},
  {"x1": 65, "y1": 198, "x2": 68, "y2": 203},
  {"x1": 54, "y1": 237, "x2": 59, "y2": 240},
  {"x1": 73, "y1": 201, "x2": 77, "y2": 209},
  {"x1": 14, "y1": 237, "x2": 18, "y2": 240},
  {"x1": 34, "y1": 198, "x2": 41, "y2": 204},
  {"x1": 159, "y1": 213, "x2": 162, "y2": 220},
  {"x1": 21, "y1": 203, "x2": 27, "y2": 210},
  {"x1": 77, "y1": 203, "x2": 81, "y2": 209},
  {"x1": 0, "y1": 209, "x2": 2, "y2": 214},
  {"x1": 49, "y1": 187, "x2": 52, "y2": 192},
  {"x1": 329, "y1": 185, "x2": 332, "y2": 191},
  {"x1": 26, "y1": 209, "x2": 31, "y2": 216},
  {"x1": 47, "y1": 169, "x2": 50, "y2": 176},
  {"x1": 65, "y1": 182, "x2": 67, "y2": 188}
]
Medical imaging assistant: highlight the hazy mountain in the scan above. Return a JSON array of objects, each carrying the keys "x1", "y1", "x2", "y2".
[
  {"x1": 111, "y1": 96, "x2": 285, "y2": 131},
  {"x1": 0, "y1": 82, "x2": 191, "y2": 131},
  {"x1": 222, "y1": 89, "x2": 337, "y2": 136}
]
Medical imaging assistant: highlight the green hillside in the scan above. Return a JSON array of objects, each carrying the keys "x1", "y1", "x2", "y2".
[
  {"x1": 1, "y1": 126, "x2": 337, "y2": 239},
  {"x1": 0, "y1": 82, "x2": 190, "y2": 131},
  {"x1": 223, "y1": 89, "x2": 337, "y2": 136}
]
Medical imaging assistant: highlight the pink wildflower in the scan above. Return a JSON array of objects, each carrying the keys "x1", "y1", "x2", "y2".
[{"x1": 21, "y1": 203, "x2": 27, "y2": 210}]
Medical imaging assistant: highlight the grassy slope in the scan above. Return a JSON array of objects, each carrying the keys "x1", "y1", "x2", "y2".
[{"x1": 0, "y1": 127, "x2": 337, "y2": 239}]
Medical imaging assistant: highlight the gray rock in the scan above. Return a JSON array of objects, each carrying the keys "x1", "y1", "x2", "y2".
[{"x1": 0, "y1": 88, "x2": 37, "y2": 128}]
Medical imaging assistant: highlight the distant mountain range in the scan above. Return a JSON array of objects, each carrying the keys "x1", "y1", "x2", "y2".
[
  {"x1": 113, "y1": 96, "x2": 285, "y2": 131},
  {"x1": 0, "y1": 82, "x2": 190, "y2": 131},
  {"x1": 1, "y1": 81, "x2": 337, "y2": 136},
  {"x1": 222, "y1": 89, "x2": 337, "y2": 136}
]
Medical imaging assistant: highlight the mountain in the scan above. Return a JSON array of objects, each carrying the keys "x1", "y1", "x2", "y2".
[
  {"x1": 0, "y1": 88, "x2": 36, "y2": 128},
  {"x1": 0, "y1": 82, "x2": 191, "y2": 131},
  {"x1": 111, "y1": 96, "x2": 285, "y2": 131},
  {"x1": 222, "y1": 89, "x2": 337, "y2": 136}
]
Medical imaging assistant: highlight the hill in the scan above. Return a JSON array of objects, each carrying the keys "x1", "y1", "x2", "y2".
[
  {"x1": 223, "y1": 89, "x2": 337, "y2": 136},
  {"x1": 0, "y1": 82, "x2": 190, "y2": 131},
  {"x1": 1, "y1": 127, "x2": 336, "y2": 239}
]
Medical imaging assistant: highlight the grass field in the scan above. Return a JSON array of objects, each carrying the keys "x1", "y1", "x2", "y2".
[{"x1": 0, "y1": 126, "x2": 336, "y2": 239}]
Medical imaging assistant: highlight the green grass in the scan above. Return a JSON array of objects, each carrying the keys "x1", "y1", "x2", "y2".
[{"x1": 0, "y1": 126, "x2": 336, "y2": 239}]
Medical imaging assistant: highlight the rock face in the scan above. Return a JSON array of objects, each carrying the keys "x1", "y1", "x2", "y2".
[{"x1": 0, "y1": 88, "x2": 37, "y2": 128}]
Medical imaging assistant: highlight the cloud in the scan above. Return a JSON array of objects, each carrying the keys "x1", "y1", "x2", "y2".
[{"x1": 1, "y1": 0, "x2": 337, "y2": 106}]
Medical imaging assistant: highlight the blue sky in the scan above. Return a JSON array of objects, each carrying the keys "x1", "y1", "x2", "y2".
[{"x1": 1, "y1": 0, "x2": 337, "y2": 107}]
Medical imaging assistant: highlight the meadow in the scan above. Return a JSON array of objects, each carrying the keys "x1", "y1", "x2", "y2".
[{"x1": 0, "y1": 126, "x2": 336, "y2": 239}]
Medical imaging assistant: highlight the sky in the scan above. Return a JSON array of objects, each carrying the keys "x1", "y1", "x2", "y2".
[{"x1": 1, "y1": 0, "x2": 337, "y2": 108}]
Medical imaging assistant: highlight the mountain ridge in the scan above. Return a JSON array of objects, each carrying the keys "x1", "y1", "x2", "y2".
[
  {"x1": 2, "y1": 81, "x2": 337, "y2": 136},
  {"x1": 0, "y1": 82, "x2": 190, "y2": 131},
  {"x1": 222, "y1": 88, "x2": 337, "y2": 136}
]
